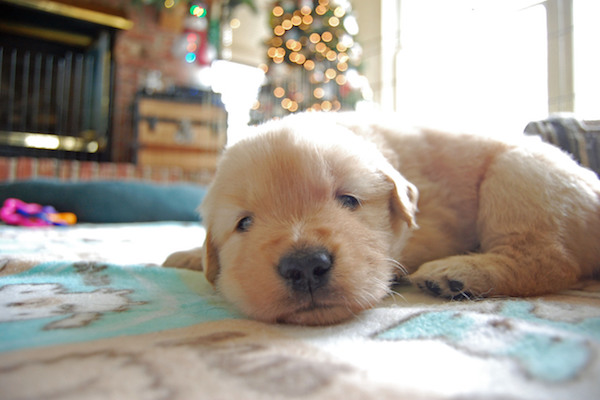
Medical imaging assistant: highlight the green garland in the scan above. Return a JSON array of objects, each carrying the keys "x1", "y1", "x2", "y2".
[{"x1": 132, "y1": 0, "x2": 257, "y2": 13}]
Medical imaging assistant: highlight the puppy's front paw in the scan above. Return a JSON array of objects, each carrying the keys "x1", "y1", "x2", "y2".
[
  {"x1": 162, "y1": 248, "x2": 204, "y2": 271},
  {"x1": 410, "y1": 256, "x2": 494, "y2": 300}
]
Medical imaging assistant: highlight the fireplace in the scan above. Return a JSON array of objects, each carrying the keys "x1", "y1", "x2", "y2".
[{"x1": 0, "y1": 0, "x2": 131, "y2": 160}]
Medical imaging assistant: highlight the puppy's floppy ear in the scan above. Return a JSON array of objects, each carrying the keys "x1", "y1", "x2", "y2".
[
  {"x1": 202, "y1": 229, "x2": 221, "y2": 285},
  {"x1": 381, "y1": 165, "x2": 419, "y2": 230}
]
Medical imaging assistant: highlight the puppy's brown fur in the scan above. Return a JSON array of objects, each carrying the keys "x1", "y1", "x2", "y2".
[{"x1": 165, "y1": 112, "x2": 600, "y2": 325}]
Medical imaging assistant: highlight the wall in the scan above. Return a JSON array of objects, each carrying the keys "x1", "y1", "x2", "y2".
[
  {"x1": 82, "y1": 0, "x2": 380, "y2": 162},
  {"x1": 107, "y1": 0, "x2": 268, "y2": 162},
  {"x1": 113, "y1": 2, "x2": 196, "y2": 162},
  {"x1": 228, "y1": 0, "x2": 270, "y2": 67},
  {"x1": 65, "y1": 0, "x2": 198, "y2": 162},
  {"x1": 353, "y1": 0, "x2": 383, "y2": 106}
]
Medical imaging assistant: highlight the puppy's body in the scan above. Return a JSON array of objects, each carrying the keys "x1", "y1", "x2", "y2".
[
  {"x1": 165, "y1": 112, "x2": 600, "y2": 325},
  {"x1": 361, "y1": 119, "x2": 600, "y2": 297}
]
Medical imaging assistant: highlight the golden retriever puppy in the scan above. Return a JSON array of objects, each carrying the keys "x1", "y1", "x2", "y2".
[{"x1": 164, "y1": 112, "x2": 600, "y2": 326}]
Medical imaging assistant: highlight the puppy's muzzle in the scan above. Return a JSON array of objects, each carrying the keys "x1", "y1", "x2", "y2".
[{"x1": 277, "y1": 247, "x2": 333, "y2": 293}]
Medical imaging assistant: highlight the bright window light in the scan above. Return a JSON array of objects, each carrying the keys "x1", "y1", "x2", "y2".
[
  {"x1": 394, "y1": 0, "x2": 548, "y2": 134},
  {"x1": 573, "y1": 0, "x2": 600, "y2": 119}
]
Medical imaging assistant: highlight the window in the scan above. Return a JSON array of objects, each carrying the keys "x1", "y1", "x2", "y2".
[
  {"x1": 384, "y1": 0, "x2": 598, "y2": 134},
  {"x1": 573, "y1": 0, "x2": 600, "y2": 118},
  {"x1": 389, "y1": 0, "x2": 548, "y2": 134}
]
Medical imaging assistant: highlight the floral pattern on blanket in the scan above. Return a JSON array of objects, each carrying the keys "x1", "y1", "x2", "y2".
[
  {"x1": 374, "y1": 300, "x2": 600, "y2": 382},
  {"x1": 1, "y1": 222, "x2": 599, "y2": 400},
  {"x1": 0, "y1": 261, "x2": 240, "y2": 352}
]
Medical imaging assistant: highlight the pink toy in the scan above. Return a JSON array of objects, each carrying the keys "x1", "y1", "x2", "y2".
[{"x1": 0, "y1": 198, "x2": 77, "y2": 227}]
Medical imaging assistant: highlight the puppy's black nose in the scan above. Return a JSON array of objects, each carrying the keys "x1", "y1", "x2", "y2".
[{"x1": 277, "y1": 247, "x2": 333, "y2": 293}]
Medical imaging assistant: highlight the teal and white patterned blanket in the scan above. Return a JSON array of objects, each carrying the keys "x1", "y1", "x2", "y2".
[{"x1": 1, "y1": 222, "x2": 599, "y2": 399}]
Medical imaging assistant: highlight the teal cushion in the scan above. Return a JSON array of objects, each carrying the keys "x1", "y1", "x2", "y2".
[{"x1": 0, "y1": 180, "x2": 206, "y2": 223}]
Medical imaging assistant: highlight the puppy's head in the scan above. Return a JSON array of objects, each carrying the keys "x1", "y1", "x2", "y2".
[{"x1": 200, "y1": 113, "x2": 417, "y2": 325}]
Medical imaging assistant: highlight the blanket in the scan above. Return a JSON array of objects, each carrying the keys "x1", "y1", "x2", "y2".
[{"x1": 1, "y1": 222, "x2": 599, "y2": 400}]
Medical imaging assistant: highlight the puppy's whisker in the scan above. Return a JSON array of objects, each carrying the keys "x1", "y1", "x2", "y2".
[
  {"x1": 388, "y1": 287, "x2": 408, "y2": 303},
  {"x1": 341, "y1": 295, "x2": 363, "y2": 318},
  {"x1": 349, "y1": 292, "x2": 370, "y2": 311},
  {"x1": 375, "y1": 277, "x2": 407, "y2": 302},
  {"x1": 457, "y1": 291, "x2": 473, "y2": 301},
  {"x1": 377, "y1": 279, "x2": 394, "y2": 295},
  {"x1": 358, "y1": 286, "x2": 385, "y2": 310},
  {"x1": 344, "y1": 303, "x2": 361, "y2": 320},
  {"x1": 384, "y1": 258, "x2": 409, "y2": 276},
  {"x1": 364, "y1": 292, "x2": 380, "y2": 307}
]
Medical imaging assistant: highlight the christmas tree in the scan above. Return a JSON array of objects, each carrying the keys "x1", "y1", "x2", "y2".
[{"x1": 252, "y1": 0, "x2": 366, "y2": 122}]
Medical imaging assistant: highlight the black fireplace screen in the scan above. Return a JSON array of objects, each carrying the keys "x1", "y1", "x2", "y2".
[
  {"x1": 0, "y1": 34, "x2": 110, "y2": 154},
  {"x1": 0, "y1": 0, "x2": 126, "y2": 159}
]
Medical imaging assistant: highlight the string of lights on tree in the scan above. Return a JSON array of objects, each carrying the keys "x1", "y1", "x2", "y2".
[{"x1": 252, "y1": 0, "x2": 367, "y2": 121}]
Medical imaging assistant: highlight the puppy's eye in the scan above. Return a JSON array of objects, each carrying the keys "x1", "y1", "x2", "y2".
[
  {"x1": 337, "y1": 194, "x2": 360, "y2": 210},
  {"x1": 236, "y1": 216, "x2": 253, "y2": 232}
]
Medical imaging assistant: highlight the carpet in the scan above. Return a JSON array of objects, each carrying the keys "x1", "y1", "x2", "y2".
[{"x1": 1, "y1": 222, "x2": 599, "y2": 399}]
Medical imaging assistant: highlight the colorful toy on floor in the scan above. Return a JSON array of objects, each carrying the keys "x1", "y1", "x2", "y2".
[{"x1": 0, "y1": 198, "x2": 77, "y2": 227}]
